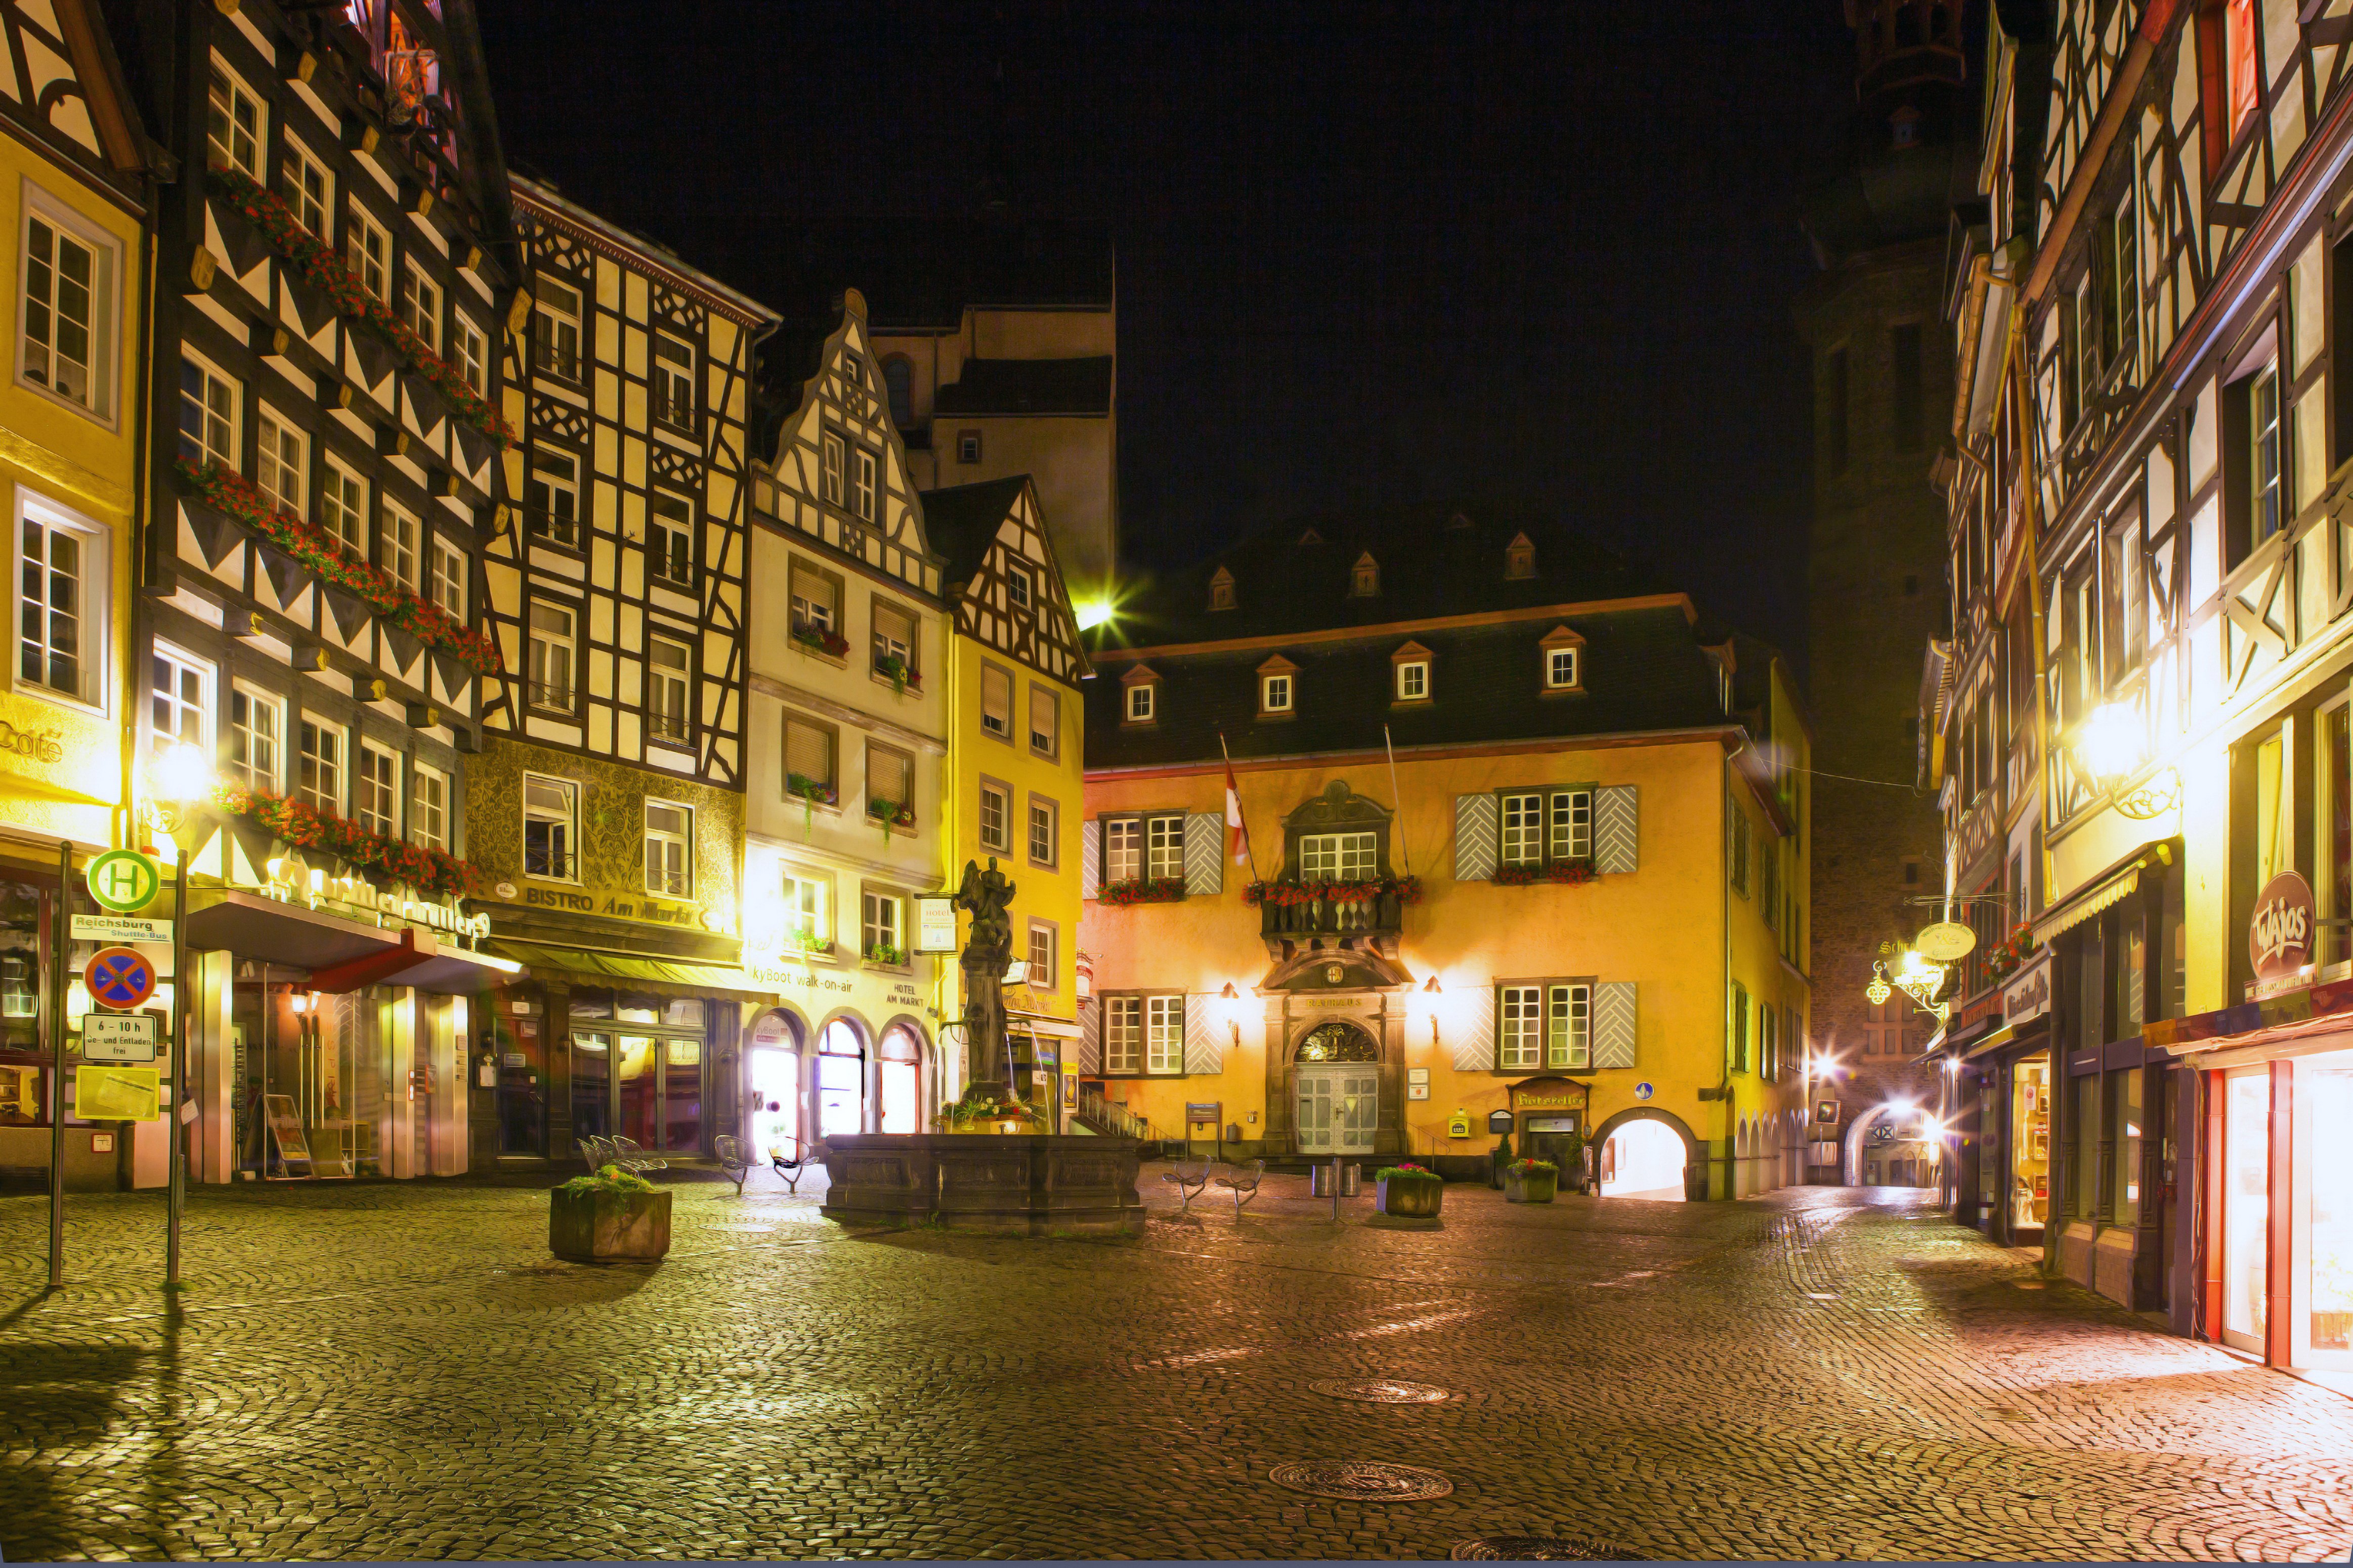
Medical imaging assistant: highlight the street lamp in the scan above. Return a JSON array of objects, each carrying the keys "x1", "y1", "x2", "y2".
[
  {"x1": 148, "y1": 741, "x2": 216, "y2": 1290},
  {"x1": 2074, "y1": 701, "x2": 2181, "y2": 820}
]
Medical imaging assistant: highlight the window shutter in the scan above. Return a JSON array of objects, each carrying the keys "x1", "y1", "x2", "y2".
[
  {"x1": 982, "y1": 666, "x2": 1011, "y2": 733},
  {"x1": 1593, "y1": 982, "x2": 1638, "y2": 1069},
  {"x1": 1454, "y1": 793, "x2": 1498, "y2": 881},
  {"x1": 1183, "y1": 995, "x2": 1222, "y2": 1075},
  {"x1": 785, "y1": 717, "x2": 833, "y2": 787},
  {"x1": 868, "y1": 746, "x2": 910, "y2": 808},
  {"x1": 1080, "y1": 818, "x2": 1100, "y2": 900},
  {"x1": 1078, "y1": 997, "x2": 1102, "y2": 1074},
  {"x1": 1595, "y1": 785, "x2": 1638, "y2": 874},
  {"x1": 1184, "y1": 812, "x2": 1223, "y2": 894},
  {"x1": 1450, "y1": 983, "x2": 1494, "y2": 1071}
]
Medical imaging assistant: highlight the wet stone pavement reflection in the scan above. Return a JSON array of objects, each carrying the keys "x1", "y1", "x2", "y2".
[{"x1": 4, "y1": 1169, "x2": 2352, "y2": 1561}]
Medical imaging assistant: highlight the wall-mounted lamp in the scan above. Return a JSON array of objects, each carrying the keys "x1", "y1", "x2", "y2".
[
  {"x1": 1423, "y1": 975, "x2": 1442, "y2": 1047},
  {"x1": 2074, "y1": 701, "x2": 2181, "y2": 820},
  {"x1": 1219, "y1": 981, "x2": 1243, "y2": 1050}
]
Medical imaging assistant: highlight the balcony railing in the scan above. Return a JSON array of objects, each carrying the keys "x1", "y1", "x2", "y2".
[{"x1": 1260, "y1": 890, "x2": 1403, "y2": 944}]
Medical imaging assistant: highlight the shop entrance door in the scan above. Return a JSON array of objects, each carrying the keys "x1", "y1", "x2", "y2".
[
  {"x1": 2009, "y1": 1051, "x2": 2051, "y2": 1243},
  {"x1": 817, "y1": 1021, "x2": 867, "y2": 1137},
  {"x1": 878, "y1": 1026, "x2": 922, "y2": 1134},
  {"x1": 2222, "y1": 1067, "x2": 2272, "y2": 1355},
  {"x1": 748, "y1": 1043, "x2": 800, "y2": 1161},
  {"x1": 2296, "y1": 1052, "x2": 2353, "y2": 1367},
  {"x1": 1295, "y1": 1066, "x2": 1375, "y2": 1154}
]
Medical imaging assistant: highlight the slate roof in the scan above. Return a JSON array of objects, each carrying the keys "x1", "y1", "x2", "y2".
[
  {"x1": 1081, "y1": 509, "x2": 1777, "y2": 773},
  {"x1": 918, "y1": 476, "x2": 1032, "y2": 585},
  {"x1": 933, "y1": 357, "x2": 1114, "y2": 416}
]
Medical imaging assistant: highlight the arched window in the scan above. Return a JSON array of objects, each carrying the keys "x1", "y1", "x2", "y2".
[
  {"x1": 878, "y1": 1025, "x2": 924, "y2": 1134},
  {"x1": 882, "y1": 358, "x2": 915, "y2": 428}
]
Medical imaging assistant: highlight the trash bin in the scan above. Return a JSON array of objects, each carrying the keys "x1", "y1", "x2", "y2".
[
  {"x1": 1310, "y1": 1161, "x2": 1362, "y2": 1197},
  {"x1": 1342, "y1": 1162, "x2": 1361, "y2": 1195}
]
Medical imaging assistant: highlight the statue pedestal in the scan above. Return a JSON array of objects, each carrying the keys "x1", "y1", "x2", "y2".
[{"x1": 819, "y1": 1134, "x2": 1145, "y2": 1236}]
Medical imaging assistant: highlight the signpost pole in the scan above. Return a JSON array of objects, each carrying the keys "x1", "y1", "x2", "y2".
[
  {"x1": 46, "y1": 840, "x2": 68, "y2": 1289},
  {"x1": 166, "y1": 852, "x2": 188, "y2": 1289}
]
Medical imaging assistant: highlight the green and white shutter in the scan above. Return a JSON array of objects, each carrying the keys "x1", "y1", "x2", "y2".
[
  {"x1": 1450, "y1": 983, "x2": 1495, "y2": 1071},
  {"x1": 1080, "y1": 820, "x2": 1100, "y2": 900},
  {"x1": 1078, "y1": 998, "x2": 1102, "y2": 1074},
  {"x1": 1454, "y1": 793, "x2": 1498, "y2": 881},
  {"x1": 1595, "y1": 786, "x2": 1638, "y2": 874},
  {"x1": 1184, "y1": 812, "x2": 1223, "y2": 894},
  {"x1": 1593, "y1": 982, "x2": 1638, "y2": 1069},
  {"x1": 1183, "y1": 994, "x2": 1222, "y2": 1075}
]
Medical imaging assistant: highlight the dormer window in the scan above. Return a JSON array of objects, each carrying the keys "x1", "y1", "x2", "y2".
[
  {"x1": 1539, "y1": 624, "x2": 1586, "y2": 694},
  {"x1": 1209, "y1": 567, "x2": 1235, "y2": 612},
  {"x1": 1121, "y1": 665, "x2": 1160, "y2": 726},
  {"x1": 1390, "y1": 639, "x2": 1433, "y2": 704},
  {"x1": 1257, "y1": 655, "x2": 1298, "y2": 719},
  {"x1": 1007, "y1": 564, "x2": 1033, "y2": 609},
  {"x1": 1349, "y1": 552, "x2": 1380, "y2": 597},
  {"x1": 1506, "y1": 533, "x2": 1535, "y2": 580}
]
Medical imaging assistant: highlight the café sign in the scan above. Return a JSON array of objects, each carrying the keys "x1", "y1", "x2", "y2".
[
  {"x1": 2002, "y1": 950, "x2": 2051, "y2": 1026},
  {"x1": 2250, "y1": 870, "x2": 2316, "y2": 982}
]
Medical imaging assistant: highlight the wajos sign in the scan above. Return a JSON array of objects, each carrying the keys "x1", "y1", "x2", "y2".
[{"x1": 2250, "y1": 870, "x2": 2317, "y2": 984}]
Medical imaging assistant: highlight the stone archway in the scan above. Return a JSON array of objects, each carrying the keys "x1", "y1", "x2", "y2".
[{"x1": 1590, "y1": 1106, "x2": 1703, "y2": 1201}]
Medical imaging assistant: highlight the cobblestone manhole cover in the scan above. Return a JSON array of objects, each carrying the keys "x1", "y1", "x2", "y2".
[
  {"x1": 1452, "y1": 1536, "x2": 1633, "y2": 1559},
  {"x1": 1269, "y1": 1461, "x2": 1453, "y2": 1501},
  {"x1": 1308, "y1": 1378, "x2": 1456, "y2": 1404}
]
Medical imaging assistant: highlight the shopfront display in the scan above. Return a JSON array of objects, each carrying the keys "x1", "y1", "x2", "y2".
[
  {"x1": 2010, "y1": 1052, "x2": 2051, "y2": 1237},
  {"x1": 2222, "y1": 1067, "x2": 2272, "y2": 1354},
  {"x1": 573, "y1": 994, "x2": 713, "y2": 1157},
  {"x1": 746, "y1": 1012, "x2": 802, "y2": 1160},
  {"x1": 879, "y1": 1025, "x2": 922, "y2": 1134},
  {"x1": 817, "y1": 1020, "x2": 866, "y2": 1138},
  {"x1": 2306, "y1": 1053, "x2": 2353, "y2": 1361}
]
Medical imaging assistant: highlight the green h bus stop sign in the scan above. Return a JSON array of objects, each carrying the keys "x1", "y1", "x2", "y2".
[{"x1": 86, "y1": 850, "x2": 162, "y2": 914}]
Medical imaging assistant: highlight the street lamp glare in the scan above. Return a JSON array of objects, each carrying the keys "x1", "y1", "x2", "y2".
[
  {"x1": 152, "y1": 741, "x2": 215, "y2": 806},
  {"x1": 2078, "y1": 702, "x2": 2146, "y2": 785}
]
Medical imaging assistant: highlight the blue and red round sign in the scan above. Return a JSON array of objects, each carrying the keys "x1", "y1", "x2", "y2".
[{"x1": 83, "y1": 946, "x2": 157, "y2": 1011}]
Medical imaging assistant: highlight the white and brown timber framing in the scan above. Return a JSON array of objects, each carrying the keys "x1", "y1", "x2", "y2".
[
  {"x1": 135, "y1": 0, "x2": 512, "y2": 863},
  {"x1": 924, "y1": 475, "x2": 1092, "y2": 686},
  {"x1": 483, "y1": 179, "x2": 778, "y2": 788}
]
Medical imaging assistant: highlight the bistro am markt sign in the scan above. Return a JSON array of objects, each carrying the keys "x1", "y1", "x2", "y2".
[{"x1": 2250, "y1": 870, "x2": 2317, "y2": 984}]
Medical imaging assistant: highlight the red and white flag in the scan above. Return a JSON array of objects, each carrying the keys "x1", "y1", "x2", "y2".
[{"x1": 1223, "y1": 756, "x2": 1253, "y2": 868}]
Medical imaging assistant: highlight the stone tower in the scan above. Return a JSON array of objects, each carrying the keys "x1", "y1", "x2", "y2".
[{"x1": 1792, "y1": 0, "x2": 1969, "y2": 1172}]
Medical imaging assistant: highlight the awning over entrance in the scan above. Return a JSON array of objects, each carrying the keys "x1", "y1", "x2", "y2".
[
  {"x1": 187, "y1": 889, "x2": 522, "y2": 993},
  {"x1": 2146, "y1": 973, "x2": 2353, "y2": 1063},
  {"x1": 487, "y1": 940, "x2": 775, "y2": 1000},
  {"x1": 2032, "y1": 847, "x2": 2167, "y2": 947}
]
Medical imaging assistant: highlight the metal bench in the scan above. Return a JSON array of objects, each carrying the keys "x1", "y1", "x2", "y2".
[
  {"x1": 575, "y1": 1137, "x2": 603, "y2": 1172},
  {"x1": 1160, "y1": 1157, "x2": 1211, "y2": 1212},
  {"x1": 713, "y1": 1135, "x2": 753, "y2": 1195},
  {"x1": 1214, "y1": 1158, "x2": 1265, "y2": 1217},
  {"x1": 768, "y1": 1137, "x2": 816, "y2": 1195},
  {"x1": 609, "y1": 1136, "x2": 666, "y2": 1178}
]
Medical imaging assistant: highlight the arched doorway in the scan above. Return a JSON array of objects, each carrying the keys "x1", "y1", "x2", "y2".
[
  {"x1": 816, "y1": 1018, "x2": 868, "y2": 1137},
  {"x1": 1844, "y1": 1103, "x2": 1941, "y2": 1187},
  {"x1": 878, "y1": 1024, "x2": 925, "y2": 1134},
  {"x1": 745, "y1": 1010, "x2": 804, "y2": 1161},
  {"x1": 1596, "y1": 1112, "x2": 1689, "y2": 1201},
  {"x1": 1293, "y1": 1020, "x2": 1378, "y2": 1154}
]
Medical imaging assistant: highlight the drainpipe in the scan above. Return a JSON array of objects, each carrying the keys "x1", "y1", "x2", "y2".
[{"x1": 1720, "y1": 749, "x2": 1736, "y2": 1201}]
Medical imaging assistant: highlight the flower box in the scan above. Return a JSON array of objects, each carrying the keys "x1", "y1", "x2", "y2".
[
  {"x1": 216, "y1": 782, "x2": 483, "y2": 900},
  {"x1": 1099, "y1": 877, "x2": 1187, "y2": 906},
  {"x1": 1374, "y1": 1165, "x2": 1444, "y2": 1218},
  {"x1": 865, "y1": 943, "x2": 908, "y2": 967},
  {"x1": 873, "y1": 653, "x2": 920, "y2": 694},
  {"x1": 1492, "y1": 859, "x2": 1596, "y2": 887},
  {"x1": 791, "y1": 623, "x2": 851, "y2": 659},
  {"x1": 548, "y1": 1169, "x2": 671, "y2": 1264},
  {"x1": 1243, "y1": 875, "x2": 1423, "y2": 906},
  {"x1": 1505, "y1": 1160, "x2": 1558, "y2": 1203}
]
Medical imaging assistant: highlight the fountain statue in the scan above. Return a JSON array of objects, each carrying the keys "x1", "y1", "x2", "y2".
[{"x1": 953, "y1": 856, "x2": 1017, "y2": 1091}]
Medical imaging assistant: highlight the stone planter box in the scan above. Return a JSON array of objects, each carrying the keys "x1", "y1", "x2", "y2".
[
  {"x1": 549, "y1": 1186, "x2": 672, "y2": 1264},
  {"x1": 1505, "y1": 1166, "x2": 1558, "y2": 1203},
  {"x1": 820, "y1": 1134, "x2": 1144, "y2": 1236},
  {"x1": 1375, "y1": 1174, "x2": 1444, "y2": 1218}
]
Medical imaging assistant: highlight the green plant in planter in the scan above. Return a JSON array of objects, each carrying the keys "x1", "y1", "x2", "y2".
[
  {"x1": 549, "y1": 1165, "x2": 671, "y2": 1263},
  {"x1": 1374, "y1": 1162, "x2": 1444, "y2": 1219},
  {"x1": 946, "y1": 1081, "x2": 1045, "y2": 1133},
  {"x1": 1505, "y1": 1156, "x2": 1559, "y2": 1204},
  {"x1": 865, "y1": 941, "x2": 907, "y2": 966},
  {"x1": 560, "y1": 1164, "x2": 655, "y2": 1196},
  {"x1": 874, "y1": 652, "x2": 914, "y2": 695}
]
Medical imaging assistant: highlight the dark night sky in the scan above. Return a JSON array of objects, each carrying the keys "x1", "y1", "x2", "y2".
[{"x1": 474, "y1": 2, "x2": 1862, "y2": 676}]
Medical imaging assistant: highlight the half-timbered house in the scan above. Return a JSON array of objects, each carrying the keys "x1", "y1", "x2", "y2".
[
  {"x1": 113, "y1": 0, "x2": 520, "y2": 1188},
  {"x1": 741, "y1": 288, "x2": 953, "y2": 1150},
  {"x1": 467, "y1": 178, "x2": 781, "y2": 1173}
]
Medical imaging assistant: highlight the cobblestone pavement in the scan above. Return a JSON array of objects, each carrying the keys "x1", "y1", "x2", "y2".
[{"x1": 5, "y1": 1167, "x2": 2352, "y2": 1562}]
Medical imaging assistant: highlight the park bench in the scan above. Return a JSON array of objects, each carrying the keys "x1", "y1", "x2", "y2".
[
  {"x1": 713, "y1": 1135, "x2": 753, "y2": 1195},
  {"x1": 1214, "y1": 1158, "x2": 1265, "y2": 1217},
  {"x1": 769, "y1": 1137, "x2": 817, "y2": 1194},
  {"x1": 609, "y1": 1136, "x2": 666, "y2": 1178},
  {"x1": 1161, "y1": 1156, "x2": 1210, "y2": 1212}
]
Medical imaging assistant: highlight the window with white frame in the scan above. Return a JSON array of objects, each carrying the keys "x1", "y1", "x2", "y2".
[
  {"x1": 1125, "y1": 681, "x2": 1156, "y2": 722},
  {"x1": 644, "y1": 800, "x2": 692, "y2": 896},
  {"x1": 357, "y1": 742, "x2": 399, "y2": 837},
  {"x1": 1029, "y1": 684, "x2": 1058, "y2": 758},
  {"x1": 1547, "y1": 645, "x2": 1579, "y2": 689},
  {"x1": 16, "y1": 493, "x2": 100, "y2": 706},
  {"x1": 1549, "y1": 789, "x2": 1593, "y2": 861},
  {"x1": 1146, "y1": 814, "x2": 1185, "y2": 881},
  {"x1": 647, "y1": 635, "x2": 691, "y2": 743},
  {"x1": 255, "y1": 408, "x2": 307, "y2": 518},
  {"x1": 1502, "y1": 788, "x2": 1592, "y2": 866},
  {"x1": 1297, "y1": 831, "x2": 1375, "y2": 881},
  {"x1": 851, "y1": 447, "x2": 877, "y2": 521},
  {"x1": 1260, "y1": 671, "x2": 1293, "y2": 713},
  {"x1": 229, "y1": 683, "x2": 283, "y2": 790},
  {"x1": 149, "y1": 644, "x2": 212, "y2": 761},
  {"x1": 649, "y1": 493, "x2": 693, "y2": 584},
  {"x1": 1027, "y1": 921, "x2": 1056, "y2": 990},
  {"x1": 981, "y1": 663, "x2": 1012, "y2": 737},
  {"x1": 784, "y1": 867, "x2": 828, "y2": 946},
  {"x1": 1547, "y1": 982, "x2": 1592, "y2": 1070},
  {"x1": 344, "y1": 201, "x2": 390, "y2": 302},
  {"x1": 411, "y1": 761, "x2": 447, "y2": 850},
  {"x1": 784, "y1": 712, "x2": 835, "y2": 797},
  {"x1": 1500, "y1": 984, "x2": 1544, "y2": 1070},
  {"x1": 454, "y1": 315, "x2": 487, "y2": 396},
  {"x1": 1396, "y1": 659, "x2": 1428, "y2": 701},
  {"x1": 1028, "y1": 796, "x2": 1058, "y2": 867},
  {"x1": 320, "y1": 458, "x2": 367, "y2": 556},
  {"x1": 862, "y1": 888, "x2": 903, "y2": 961},
  {"x1": 1006, "y1": 564, "x2": 1032, "y2": 609},
  {"x1": 1146, "y1": 995, "x2": 1184, "y2": 1074},
  {"x1": 282, "y1": 137, "x2": 331, "y2": 238},
  {"x1": 872, "y1": 598, "x2": 916, "y2": 683},
  {"x1": 821, "y1": 432, "x2": 846, "y2": 506},
  {"x1": 1104, "y1": 818, "x2": 1143, "y2": 884},
  {"x1": 528, "y1": 600, "x2": 576, "y2": 709},
  {"x1": 978, "y1": 780, "x2": 1011, "y2": 853},
  {"x1": 525, "y1": 447, "x2": 580, "y2": 546},
  {"x1": 1106, "y1": 995, "x2": 1144, "y2": 1074},
  {"x1": 205, "y1": 62, "x2": 263, "y2": 177},
  {"x1": 177, "y1": 353, "x2": 236, "y2": 471},
  {"x1": 397, "y1": 262, "x2": 440, "y2": 352},
  {"x1": 430, "y1": 535, "x2": 465, "y2": 618},
  {"x1": 790, "y1": 560, "x2": 838, "y2": 637},
  {"x1": 1106, "y1": 994, "x2": 1185, "y2": 1076},
  {"x1": 522, "y1": 774, "x2": 578, "y2": 880},
  {"x1": 21, "y1": 198, "x2": 115, "y2": 417},
  {"x1": 530, "y1": 278, "x2": 582, "y2": 380},
  {"x1": 298, "y1": 716, "x2": 344, "y2": 815},
  {"x1": 652, "y1": 333, "x2": 695, "y2": 430},
  {"x1": 383, "y1": 501, "x2": 420, "y2": 588}
]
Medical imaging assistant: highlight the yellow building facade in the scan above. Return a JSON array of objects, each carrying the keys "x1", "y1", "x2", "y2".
[
  {"x1": 921, "y1": 476, "x2": 1091, "y2": 1110},
  {"x1": 0, "y1": 0, "x2": 150, "y2": 1183},
  {"x1": 1080, "y1": 518, "x2": 1810, "y2": 1198}
]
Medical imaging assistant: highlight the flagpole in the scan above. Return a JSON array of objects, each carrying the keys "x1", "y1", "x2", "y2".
[
  {"x1": 1218, "y1": 732, "x2": 1260, "y2": 883},
  {"x1": 1383, "y1": 726, "x2": 1410, "y2": 876}
]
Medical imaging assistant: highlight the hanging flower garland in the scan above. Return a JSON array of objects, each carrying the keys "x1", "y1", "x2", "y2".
[
  {"x1": 216, "y1": 782, "x2": 485, "y2": 901},
  {"x1": 1491, "y1": 859, "x2": 1596, "y2": 887},
  {"x1": 1098, "y1": 877, "x2": 1187, "y2": 906},
  {"x1": 178, "y1": 458, "x2": 501, "y2": 676},
  {"x1": 211, "y1": 166, "x2": 517, "y2": 450},
  {"x1": 1243, "y1": 875, "x2": 1423, "y2": 907}
]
